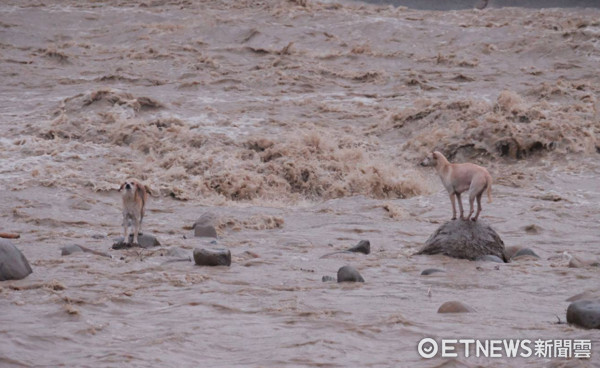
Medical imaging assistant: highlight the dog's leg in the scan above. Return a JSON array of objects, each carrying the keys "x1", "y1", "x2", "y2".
[
  {"x1": 456, "y1": 192, "x2": 465, "y2": 220},
  {"x1": 468, "y1": 190, "x2": 476, "y2": 220},
  {"x1": 132, "y1": 218, "x2": 140, "y2": 245},
  {"x1": 123, "y1": 214, "x2": 130, "y2": 244},
  {"x1": 472, "y1": 193, "x2": 483, "y2": 221},
  {"x1": 449, "y1": 193, "x2": 457, "y2": 220}
]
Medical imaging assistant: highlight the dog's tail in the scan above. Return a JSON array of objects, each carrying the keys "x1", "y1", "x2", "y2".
[{"x1": 486, "y1": 173, "x2": 493, "y2": 203}]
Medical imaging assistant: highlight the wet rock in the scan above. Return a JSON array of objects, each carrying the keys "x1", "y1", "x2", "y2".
[
  {"x1": 476, "y1": 254, "x2": 505, "y2": 263},
  {"x1": 320, "y1": 240, "x2": 371, "y2": 258},
  {"x1": 438, "y1": 301, "x2": 475, "y2": 313},
  {"x1": 322, "y1": 275, "x2": 336, "y2": 282},
  {"x1": 61, "y1": 244, "x2": 84, "y2": 256},
  {"x1": 346, "y1": 240, "x2": 370, "y2": 254},
  {"x1": 566, "y1": 299, "x2": 600, "y2": 329},
  {"x1": 337, "y1": 265, "x2": 364, "y2": 283},
  {"x1": 193, "y1": 212, "x2": 218, "y2": 238},
  {"x1": 416, "y1": 220, "x2": 505, "y2": 261},
  {"x1": 62, "y1": 244, "x2": 112, "y2": 258},
  {"x1": 0, "y1": 239, "x2": 33, "y2": 281},
  {"x1": 112, "y1": 234, "x2": 161, "y2": 249},
  {"x1": 512, "y1": 248, "x2": 539, "y2": 259},
  {"x1": 421, "y1": 268, "x2": 445, "y2": 276},
  {"x1": 193, "y1": 248, "x2": 231, "y2": 266},
  {"x1": 523, "y1": 224, "x2": 541, "y2": 234}
]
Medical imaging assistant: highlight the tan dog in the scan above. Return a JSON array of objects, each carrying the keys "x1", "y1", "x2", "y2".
[
  {"x1": 421, "y1": 151, "x2": 492, "y2": 221},
  {"x1": 118, "y1": 179, "x2": 151, "y2": 245}
]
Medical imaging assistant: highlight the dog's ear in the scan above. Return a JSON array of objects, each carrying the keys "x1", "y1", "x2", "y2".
[
  {"x1": 118, "y1": 182, "x2": 125, "y2": 192},
  {"x1": 144, "y1": 185, "x2": 152, "y2": 196},
  {"x1": 135, "y1": 182, "x2": 145, "y2": 198}
]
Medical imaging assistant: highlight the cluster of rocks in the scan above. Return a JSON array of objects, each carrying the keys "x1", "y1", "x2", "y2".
[
  {"x1": 4, "y1": 212, "x2": 596, "y2": 330},
  {"x1": 320, "y1": 240, "x2": 370, "y2": 283},
  {"x1": 416, "y1": 219, "x2": 599, "y2": 328}
]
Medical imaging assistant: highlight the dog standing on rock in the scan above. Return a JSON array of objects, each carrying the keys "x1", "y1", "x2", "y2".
[
  {"x1": 421, "y1": 151, "x2": 492, "y2": 221},
  {"x1": 119, "y1": 179, "x2": 151, "y2": 245}
]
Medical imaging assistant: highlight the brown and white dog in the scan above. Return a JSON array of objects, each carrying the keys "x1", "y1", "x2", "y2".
[
  {"x1": 119, "y1": 179, "x2": 151, "y2": 245},
  {"x1": 421, "y1": 151, "x2": 493, "y2": 221}
]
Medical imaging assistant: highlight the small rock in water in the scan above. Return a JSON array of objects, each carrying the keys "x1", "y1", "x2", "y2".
[
  {"x1": 566, "y1": 299, "x2": 600, "y2": 329},
  {"x1": 91, "y1": 234, "x2": 105, "y2": 239},
  {"x1": 112, "y1": 234, "x2": 161, "y2": 249},
  {"x1": 512, "y1": 248, "x2": 539, "y2": 259},
  {"x1": 322, "y1": 275, "x2": 336, "y2": 282},
  {"x1": 438, "y1": 301, "x2": 475, "y2": 313},
  {"x1": 0, "y1": 239, "x2": 33, "y2": 281},
  {"x1": 416, "y1": 220, "x2": 505, "y2": 261},
  {"x1": 513, "y1": 248, "x2": 540, "y2": 258},
  {"x1": 193, "y1": 212, "x2": 218, "y2": 238},
  {"x1": 346, "y1": 240, "x2": 370, "y2": 254},
  {"x1": 195, "y1": 225, "x2": 217, "y2": 238},
  {"x1": 193, "y1": 248, "x2": 231, "y2": 266},
  {"x1": 476, "y1": 254, "x2": 505, "y2": 263},
  {"x1": 523, "y1": 224, "x2": 541, "y2": 234},
  {"x1": 421, "y1": 268, "x2": 445, "y2": 276},
  {"x1": 337, "y1": 265, "x2": 364, "y2": 283},
  {"x1": 61, "y1": 244, "x2": 83, "y2": 256}
]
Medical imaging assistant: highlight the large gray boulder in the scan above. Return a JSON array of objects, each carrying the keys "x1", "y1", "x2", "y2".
[
  {"x1": 0, "y1": 239, "x2": 33, "y2": 281},
  {"x1": 416, "y1": 220, "x2": 505, "y2": 261},
  {"x1": 567, "y1": 299, "x2": 600, "y2": 329},
  {"x1": 193, "y1": 212, "x2": 218, "y2": 238}
]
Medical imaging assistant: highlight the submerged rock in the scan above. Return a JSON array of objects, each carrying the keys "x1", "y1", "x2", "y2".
[
  {"x1": 61, "y1": 244, "x2": 111, "y2": 258},
  {"x1": 193, "y1": 212, "x2": 218, "y2": 238},
  {"x1": 0, "y1": 239, "x2": 33, "y2": 281},
  {"x1": 112, "y1": 234, "x2": 161, "y2": 249},
  {"x1": 61, "y1": 244, "x2": 84, "y2": 256},
  {"x1": 416, "y1": 220, "x2": 505, "y2": 261},
  {"x1": 438, "y1": 301, "x2": 475, "y2": 313},
  {"x1": 421, "y1": 268, "x2": 445, "y2": 276},
  {"x1": 320, "y1": 239, "x2": 371, "y2": 258},
  {"x1": 567, "y1": 299, "x2": 600, "y2": 329},
  {"x1": 337, "y1": 265, "x2": 364, "y2": 283},
  {"x1": 512, "y1": 248, "x2": 539, "y2": 259},
  {"x1": 346, "y1": 240, "x2": 370, "y2": 255},
  {"x1": 476, "y1": 254, "x2": 505, "y2": 263},
  {"x1": 193, "y1": 248, "x2": 231, "y2": 266},
  {"x1": 322, "y1": 275, "x2": 336, "y2": 282}
]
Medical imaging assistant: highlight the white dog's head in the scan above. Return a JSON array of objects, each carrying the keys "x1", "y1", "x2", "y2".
[{"x1": 119, "y1": 180, "x2": 150, "y2": 202}]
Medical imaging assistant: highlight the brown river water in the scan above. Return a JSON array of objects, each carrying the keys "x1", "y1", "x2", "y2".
[{"x1": 1, "y1": 0, "x2": 599, "y2": 367}]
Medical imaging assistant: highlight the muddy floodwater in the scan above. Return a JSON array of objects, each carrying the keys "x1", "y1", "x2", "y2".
[{"x1": 1, "y1": 0, "x2": 599, "y2": 367}]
